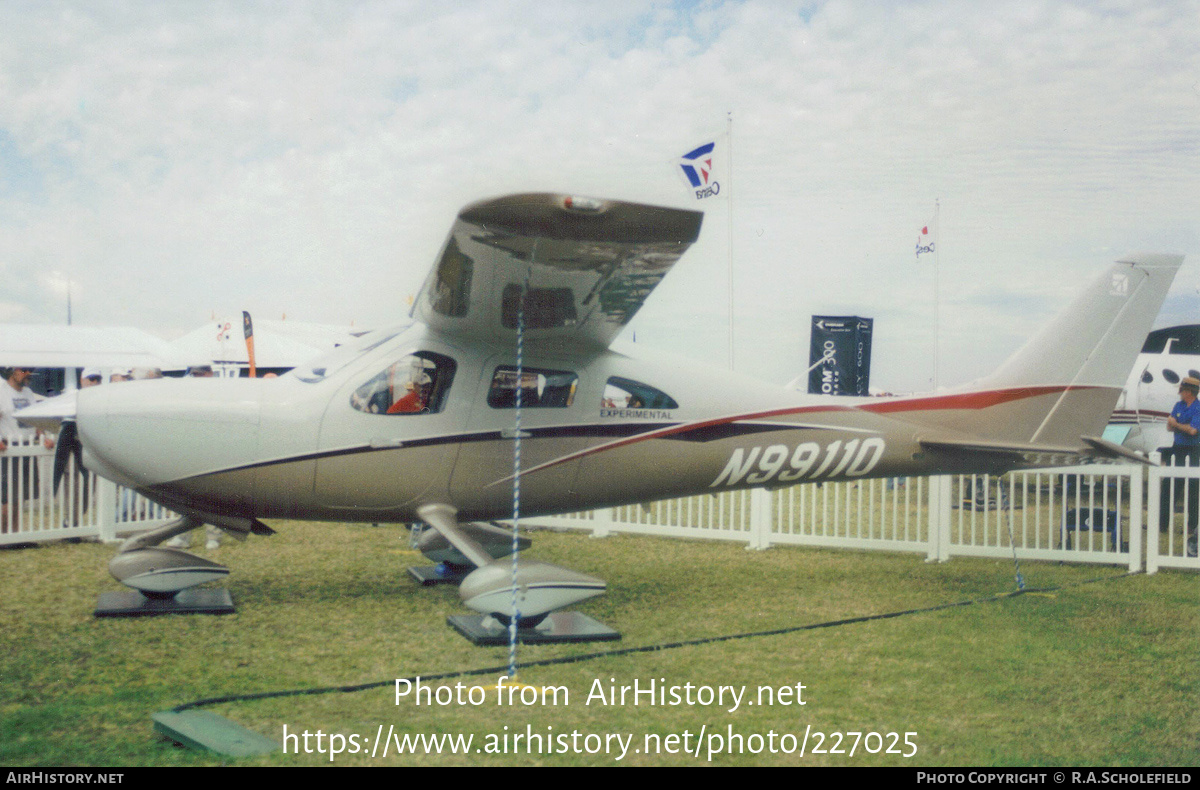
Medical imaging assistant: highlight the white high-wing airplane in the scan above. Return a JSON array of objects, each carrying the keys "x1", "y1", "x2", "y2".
[
  {"x1": 19, "y1": 194, "x2": 1184, "y2": 626},
  {"x1": 1108, "y1": 325, "x2": 1200, "y2": 455}
]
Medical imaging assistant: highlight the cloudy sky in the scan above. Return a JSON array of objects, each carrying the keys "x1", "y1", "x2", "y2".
[{"x1": 1, "y1": 1, "x2": 1197, "y2": 392}]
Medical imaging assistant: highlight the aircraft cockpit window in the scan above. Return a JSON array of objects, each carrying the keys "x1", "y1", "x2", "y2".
[
  {"x1": 351, "y1": 352, "x2": 456, "y2": 415},
  {"x1": 601, "y1": 377, "x2": 678, "y2": 410},
  {"x1": 487, "y1": 366, "x2": 577, "y2": 408},
  {"x1": 1190, "y1": 369, "x2": 1200, "y2": 380},
  {"x1": 1163, "y1": 369, "x2": 1180, "y2": 384},
  {"x1": 1141, "y1": 370, "x2": 1154, "y2": 384}
]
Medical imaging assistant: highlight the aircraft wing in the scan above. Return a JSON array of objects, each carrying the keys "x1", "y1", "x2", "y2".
[
  {"x1": 14, "y1": 391, "x2": 77, "y2": 433},
  {"x1": 0, "y1": 325, "x2": 175, "y2": 369},
  {"x1": 412, "y1": 194, "x2": 704, "y2": 351}
]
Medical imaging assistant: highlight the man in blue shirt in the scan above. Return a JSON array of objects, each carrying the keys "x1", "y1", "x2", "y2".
[{"x1": 1160, "y1": 376, "x2": 1200, "y2": 553}]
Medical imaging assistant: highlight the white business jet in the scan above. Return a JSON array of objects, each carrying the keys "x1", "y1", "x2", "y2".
[
  {"x1": 18, "y1": 193, "x2": 1183, "y2": 626},
  {"x1": 1108, "y1": 324, "x2": 1200, "y2": 455}
]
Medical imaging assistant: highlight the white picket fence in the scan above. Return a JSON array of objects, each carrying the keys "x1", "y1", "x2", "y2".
[
  {"x1": 1146, "y1": 457, "x2": 1200, "y2": 573},
  {"x1": 0, "y1": 437, "x2": 176, "y2": 546},
  {"x1": 528, "y1": 459, "x2": 1199, "y2": 574},
  {"x1": 3, "y1": 439, "x2": 1196, "y2": 574}
]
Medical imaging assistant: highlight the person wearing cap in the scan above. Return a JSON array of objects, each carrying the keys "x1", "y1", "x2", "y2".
[
  {"x1": 0, "y1": 367, "x2": 54, "y2": 533},
  {"x1": 1160, "y1": 375, "x2": 1200, "y2": 551},
  {"x1": 80, "y1": 368, "x2": 103, "y2": 388},
  {"x1": 1165, "y1": 375, "x2": 1200, "y2": 444},
  {"x1": 387, "y1": 373, "x2": 433, "y2": 414}
]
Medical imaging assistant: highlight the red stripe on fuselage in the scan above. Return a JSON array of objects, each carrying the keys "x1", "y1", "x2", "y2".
[
  {"x1": 859, "y1": 385, "x2": 1088, "y2": 414},
  {"x1": 491, "y1": 385, "x2": 1089, "y2": 486}
]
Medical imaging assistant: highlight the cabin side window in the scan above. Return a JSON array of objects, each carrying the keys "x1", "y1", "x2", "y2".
[
  {"x1": 351, "y1": 352, "x2": 456, "y2": 415},
  {"x1": 487, "y1": 366, "x2": 577, "y2": 408},
  {"x1": 601, "y1": 377, "x2": 678, "y2": 410}
]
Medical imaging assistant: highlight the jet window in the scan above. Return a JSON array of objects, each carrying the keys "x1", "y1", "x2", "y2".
[
  {"x1": 487, "y1": 366, "x2": 577, "y2": 408},
  {"x1": 351, "y1": 352, "x2": 456, "y2": 415},
  {"x1": 1162, "y1": 369, "x2": 1180, "y2": 384},
  {"x1": 1141, "y1": 370, "x2": 1154, "y2": 384},
  {"x1": 601, "y1": 377, "x2": 678, "y2": 410}
]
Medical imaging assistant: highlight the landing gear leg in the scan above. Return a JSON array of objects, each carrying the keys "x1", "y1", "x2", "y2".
[{"x1": 414, "y1": 503, "x2": 620, "y2": 645}]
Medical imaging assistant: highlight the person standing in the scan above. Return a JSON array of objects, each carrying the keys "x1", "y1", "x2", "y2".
[
  {"x1": 1160, "y1": 376, "x2": 1200, "y2": 554},
  {"x1": 0, "y1": 368, "x2": 54, "y2": 533}
]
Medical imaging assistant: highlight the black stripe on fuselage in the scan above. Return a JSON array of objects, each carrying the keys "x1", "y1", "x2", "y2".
[{"x1": 169, "y1": 419, "x2": 816, "y2": 481}]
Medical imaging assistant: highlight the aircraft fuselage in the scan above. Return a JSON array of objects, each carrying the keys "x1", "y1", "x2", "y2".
[{"x1": 77, "y1": 322, "x2": 1053, "y2": 526}]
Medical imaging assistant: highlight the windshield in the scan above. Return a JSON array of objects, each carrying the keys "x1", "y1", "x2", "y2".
[{"x1": 290, "y1": 326, "x2": 407, "y2": 383}]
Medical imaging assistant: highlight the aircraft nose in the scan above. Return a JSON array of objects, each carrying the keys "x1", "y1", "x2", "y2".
[{"x1": 77, "y1": 379, "x2": 263, "y2": 491}]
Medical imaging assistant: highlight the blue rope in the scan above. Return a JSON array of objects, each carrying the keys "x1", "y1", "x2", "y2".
[
  {"x1": 508, "y1": 263, "x2": 532, "y2": 679},
  {"x1": 1001, "y1": 477, "x2": 1026, "y2": 591}
]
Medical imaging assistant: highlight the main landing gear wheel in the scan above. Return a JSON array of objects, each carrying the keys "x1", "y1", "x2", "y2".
[{"x1": 414, "y1": 503, "x2": 620, "y2": 645}]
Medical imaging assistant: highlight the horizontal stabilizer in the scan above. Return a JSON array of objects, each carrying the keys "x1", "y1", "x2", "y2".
[
  {"x1": 1080, "y1": 435, "x2": 1154, "y2": 465},
  {"x1": 922, "y1": 434, "x2": 1154, "y2": 468},
  {"x1": 920, "y1": 437, "x2": 1085, "y2": 468}
]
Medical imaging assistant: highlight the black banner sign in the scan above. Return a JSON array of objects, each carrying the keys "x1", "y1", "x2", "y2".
[{"x1": 808, "y1": 316, "x2": 873, "y2": 396}]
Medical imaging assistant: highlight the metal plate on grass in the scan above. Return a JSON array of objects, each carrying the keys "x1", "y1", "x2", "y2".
[
  {"x1": 448, "y1": 611, "x2": 620, "y2": 645},
  {"x1": 94, "y1": 588, "x2": 235, "y2": 617},
  {"x1": 153, "y1": 710, "x2": 278, "y2": 757}
]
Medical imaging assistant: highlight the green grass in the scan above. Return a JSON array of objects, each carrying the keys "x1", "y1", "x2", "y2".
[{"x1": 0, "y1": 521, "x2": 1196, "y2": 766}]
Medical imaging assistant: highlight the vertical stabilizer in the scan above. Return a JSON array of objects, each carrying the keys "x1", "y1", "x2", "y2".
[
  {"x1": 891, "y1": 254, "x2": 1184, "y2": 448},
  {"x1": 979, "y1": 253, "x2": 1183, "y2": 445},
  {"x1": 982, "y1": 254, "x2": 1183, "y2": 391}
]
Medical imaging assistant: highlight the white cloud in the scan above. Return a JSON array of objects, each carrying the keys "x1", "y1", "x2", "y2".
[{"x1": 0, "y1": 0, "x2": 1196, "y2": 389}]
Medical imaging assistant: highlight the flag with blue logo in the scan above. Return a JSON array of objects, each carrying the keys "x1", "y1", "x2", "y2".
[{"x1": 676, "y1": 140, "x2": 723, "y2": 201}]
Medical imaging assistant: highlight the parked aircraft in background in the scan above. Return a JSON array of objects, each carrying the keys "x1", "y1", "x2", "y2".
[
  {"x1": 18, "y1": 193, "x2": 1183, "y2": 628},
  {"x1": 1107, "y1": 324, "x2": 1200, "y2": 455}
]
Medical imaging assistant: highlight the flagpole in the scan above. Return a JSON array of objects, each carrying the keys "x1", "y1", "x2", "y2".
[
  {"x1": 933, "y1": 198, "x2": 940, "y2": 390},
  {"x1": 726, "y1": 111, "x2": 735, "y2": 371}
]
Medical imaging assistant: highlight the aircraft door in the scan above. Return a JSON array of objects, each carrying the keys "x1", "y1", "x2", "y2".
[
  {"x1": 448, "y1": 354, "x2": 588, "y2": 518},
  {"x1": 314, "y1": 349, "x2": 471, "y2": 514}
]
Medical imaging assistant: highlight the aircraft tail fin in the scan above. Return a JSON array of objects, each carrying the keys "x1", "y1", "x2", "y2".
[
  {"x1": 887, "y1": 254, "x2": 1183, "y2": 449},
  {"x1": 980, "y1": 254, "x2": 1182, "y2": 394},
  {"x1": 981, "y1": 253, "x2": 1182, "y2": 446}
]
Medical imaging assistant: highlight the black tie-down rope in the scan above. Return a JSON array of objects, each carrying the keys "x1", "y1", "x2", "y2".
[{"x1": 168, "y1": 570, "x2": 1141, "y2": 714}]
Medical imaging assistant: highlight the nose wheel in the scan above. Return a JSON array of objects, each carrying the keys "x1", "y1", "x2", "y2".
[{"x1": 95, "y1": 516, "x2": 236, "y2": 617}]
